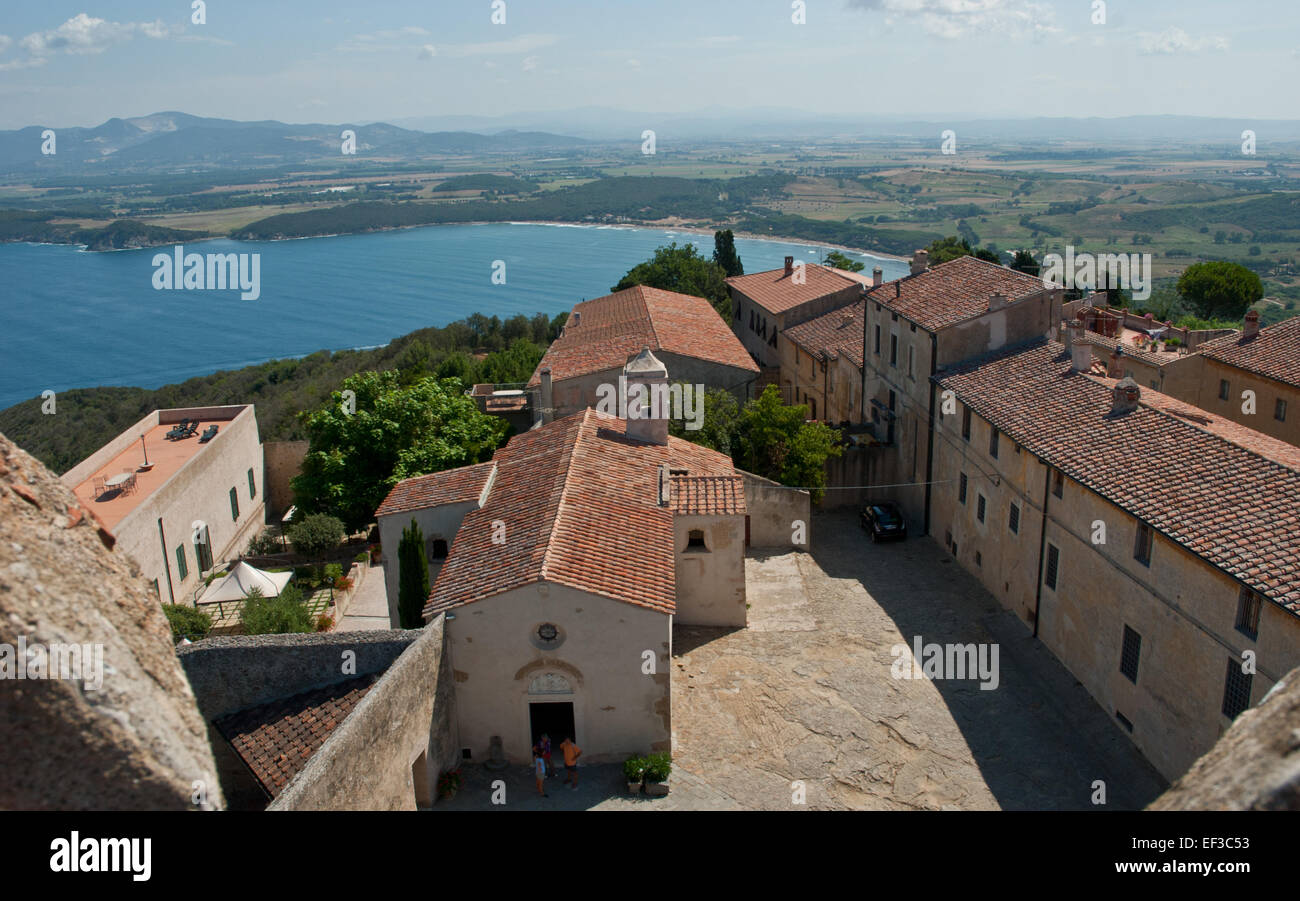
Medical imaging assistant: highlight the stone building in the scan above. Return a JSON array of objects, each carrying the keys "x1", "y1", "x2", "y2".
[
  {"x1": 780, "y1": 299, "x2": 866, "y2": 424},
  {"x1": 930, "y1": 335, "x2": 1300, "y2": 780},
  {"x1": 526, "y1": 284, "x2": 759, "y2": 420},
  {"x1": 860, "y1": 254, "x2": 1061, "y2": 530},
  {"x1": 727, "y1": 258, "x2": 863, "y2": 372},
  {"x1": 1157, "y1": 312, "x2": 1300, "y2": 448},
  {"x1": 61, "y1": 405, "x2": 266, "y2": 606},
  {"x1": 377, "y1": 350, "x2": 749, "y2": 765}
]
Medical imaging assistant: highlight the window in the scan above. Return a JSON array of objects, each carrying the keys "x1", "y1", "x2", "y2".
[
  {"x1": 1134, "y1": 522, "x2": 1152, "y2": 566},
  {"x1": 989, "y1": 426, "x2": 999, "y2": 460},
  {"x1": 908, "y1": 345, "x2": 915, "y2": 379},
  {"x1": 229, "y1": 486, "x2": 240, "y2": 522},
  {"x1": 890, "y1": 334, "x2": 898, "y2": 367},
  {"x1": 1276, "y1": 398, "x2": 1288, "y2": 422},
  {"x1": 1052, "y1": 469, "x2": 1064, "y2": 499},
  {"x1": 430, "y1": 538, "x2": 449, "y2": 560},
  {"x1": 1222, "y1": 658, "x2": 1253, "y2": 720},
  {"x1": 874, "y1": 325, "x2": 881, "y2": 354},
  {"x1": 247, "y1": 467, "x2": 257, "y2": 499},
  {"x1": 1219, "y1": 379, "x2": 1230, "y2": 401},
  {"x1": 975, "y1": 551, "x2": 982, "y2": 568},
  {"x1": 686, "y1": 529, "x2": 708, "y2": 552},
  {"x1": 194, "y1": 526, "x2": 213, "y2": 572},
  {"x1": 958, "y1": 472, "x2": 968, "y2": 504},
  {"x1": 1045, "y1": 544, "x2": 1060, "y2": 590},
  {"x1": 1008, "y1": 503, "x2": 1020, "y2": 535},
  {"x1": 1235, "y1": 587, "x2": 1262, "y2": 640},
  {"x1": 961, "y1": 406, "x2": 971, "y2": 441},
  {"x1": 175, "y1": 545, "x2": 188, "y2": 581},
  {"x1": 1120, "y1": 625, "x2": 1141, "y2": 683},
  {"x1": 976, "y1": 494, "x2": 986, "y2": 523}
]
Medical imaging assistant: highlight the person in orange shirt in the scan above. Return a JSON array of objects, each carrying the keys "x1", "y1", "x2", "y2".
[{"x1": 559, "y1": 736, "x2": 582, "y2": 789}]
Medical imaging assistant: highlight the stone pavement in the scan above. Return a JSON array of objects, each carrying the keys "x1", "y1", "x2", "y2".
[
  {"x1": 667, "y1": 509, "x2": 1168, "y2": 810},
  {"x1": 433, "y1": 761, "x2": 744, "y2": 811},
  {"x1": 336, "y1": 561, "x2": 391, "y2": 631}
]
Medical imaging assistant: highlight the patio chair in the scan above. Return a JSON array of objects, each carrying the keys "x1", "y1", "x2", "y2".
[
  {"x1": 92, "y1": 476, "x2": 106, "y2": 498},
  {"x1": 119, "y1": 469, "x2": 136, "y2": 496},
  {"x1": 184, "y1": 420, "x2": 200, "y2": 438},
  {"x1": 199, "y1": 424, "x2": 219, "y2": 443}
]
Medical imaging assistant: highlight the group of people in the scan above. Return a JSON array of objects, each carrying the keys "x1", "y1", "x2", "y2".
[{"x1": 533, "y1": 734, "x2": 581, "y2": 797}]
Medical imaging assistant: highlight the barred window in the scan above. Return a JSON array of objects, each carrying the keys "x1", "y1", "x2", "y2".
[
  {"x1": 1120, "y1": 625, "x2": 1141, "y2": 683},
  {"x1": 1235, "y1": 588, "x2": 1262, "y2": 640},
  {"x1": 1008, "y1": 503, "x2": 1020, "y2": 535},
  {"x1": 1222, "y1": 658, "x2": 1253, "y2": 720},
  {"x1": 1045, "y1": 544, "x2": 1060, "y2": 590}
]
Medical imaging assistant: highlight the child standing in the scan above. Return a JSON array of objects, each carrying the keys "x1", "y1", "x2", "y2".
[{"x1": 533, "y1": 745, "x2": 548, "y2": 798}]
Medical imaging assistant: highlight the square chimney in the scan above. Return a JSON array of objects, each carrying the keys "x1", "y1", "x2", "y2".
[{"x1": 784, "y1": 256, "x2": 794, "y2": 276}]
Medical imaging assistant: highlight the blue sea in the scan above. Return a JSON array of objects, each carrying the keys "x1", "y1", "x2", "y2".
[{"x1": 0, "y1": 223, "x2": 908, "y2": 408}]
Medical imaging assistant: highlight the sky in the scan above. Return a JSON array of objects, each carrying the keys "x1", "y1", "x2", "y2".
[{"x1": 0, "y1": 1, "x2": 1296, "y2": 130}]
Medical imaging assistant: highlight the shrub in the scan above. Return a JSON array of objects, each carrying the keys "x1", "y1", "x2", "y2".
[
  {"x1": 643, "y1": 751, "x2": 671, "y2": 783},
  {"x1": 163, "y1": 604, "x2": 212, "y2": 643},
  {"x1": 315, "y1": 614, "x2": 334, "y2": 632},
  {"x1": 333, "y1": 576, "x2": 353, "y2": 592},
  {"x1": 245, "y1": 530, "x2": 282, "y2": 556},
  {"x1": 323, "y1": 563, "x2": 343, "y2": 583},
  {"x1": 623, "y1": 756, "x2": 647, "y2": 783},
  {"x1": 240, "y1": 584, "x2": 315, "y2": 635},
  {"x1": 287, "y1": 513, "x2": 345, "y2": 560},
  {"x1": 354, "y1": 551, "x2": 370, "y2": 564},
  {"x1": 437, "y1": 768, "x2": 462, "y2": 799}
]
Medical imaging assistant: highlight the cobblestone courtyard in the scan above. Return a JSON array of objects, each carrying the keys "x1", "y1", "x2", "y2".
[{"x1": 437, "y1": 509, "x2": 1167, "y2": 811}]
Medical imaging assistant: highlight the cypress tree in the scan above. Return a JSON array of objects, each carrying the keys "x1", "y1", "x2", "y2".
[{"x1": 397, "y1": 519, "x2": 429, "y2": 629}]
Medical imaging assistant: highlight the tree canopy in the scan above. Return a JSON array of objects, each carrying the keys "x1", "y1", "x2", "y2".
[
  {"x1": 822, "y1": 250, "x2": 865, "y2": 273},
  {"x1": 713, "y1": 229, "x2": 744, "y2": 277},
  {"x1": 291, "y1": 370, "x2": 507, "y2": 532},
  {"x1": 925, "y1": 235, "x2": 999, "y2": 266},
  {"x1": 613, "y1": 242, "x2": 731, "y2": 320},
  {"x1": 1175, "y1": 261, "x2": 1263, "y2": 321}
]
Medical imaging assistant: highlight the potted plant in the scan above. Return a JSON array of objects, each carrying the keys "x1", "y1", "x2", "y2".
[
  {"x1": 437, "y1": 768, "x2": 462, "y2": 801},
  {"x1": 369, "y1": 544, "x2": 382, "y2": 564},
  {"x1": 623, "y1": 755, "x2": 646, "y2": 795},
  {"x1": 643, "y1": 751, "x2": 671, "y2": 797}
]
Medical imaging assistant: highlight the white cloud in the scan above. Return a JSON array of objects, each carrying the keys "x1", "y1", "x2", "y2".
[
  {"x1": 0, "y1": 35, "x2": 11, "y2": 53},
  {"x1": 436, "y1": 34, "x2": 560, "y2": 58},
  {"x1": 1138, "y1": 27, "x2": 1229, "y2": 55},
  {"x1": 521, "y1": 55, "x2": 538, "y2": 71},
  {"x1": 418, "y1": 44, "x2": 437, "y2": 60},
  {"x1": 338, "y1": 26, "x2": 430, "y2": 53},
  {"x1": 846, "y1": 0, "x2": 1057, "y2": 39},
  {"x1": 19, "y1": 13, "x2": 170, "y2": 57}
]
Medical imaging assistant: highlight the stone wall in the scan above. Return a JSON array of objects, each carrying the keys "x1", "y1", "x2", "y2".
[
  {"x1": 271, "y1": 618, "x2": 459, "y2": 810},
  {"x1": 263, "y1": 440, "x2": 308, "y2": 520},
  {"x1": 741, "y1": 469, "x2": 810, "y2": 548}
]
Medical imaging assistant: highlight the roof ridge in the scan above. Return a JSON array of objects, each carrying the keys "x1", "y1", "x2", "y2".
[
  {"x1": 638, "y1": 285, "x2": 663, "y2": 352},
  {"x1": 537, "y1": 411, "x2": 594, "y2": 581}
]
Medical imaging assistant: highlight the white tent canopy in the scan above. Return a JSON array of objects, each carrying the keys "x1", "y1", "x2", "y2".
[{"x1": 198, "y1": 561, "x2": 293, "y2": 604}]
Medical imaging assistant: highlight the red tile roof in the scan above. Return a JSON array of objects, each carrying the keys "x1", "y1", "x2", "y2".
[
  {"x1": 1197, "y1": 316, "x2": 1300, "y2": 390},
  {"x1": 726, "y1": 262, "x2": 860, "y2": 315},
  {"x1": 868, "y1": 256, "x2": 1047, "y2": 332},
  {"x1": 1080, "y1": 331, "x2": 1181, "y2": 368},
  {"x1": 936, "y1": 340, "x2": 1300, "y2": 614},
  {"x1": 375, "y1": 462, "x2": 495, "y2": 518},
  {"x1": 423, "y1": 409, "x2": 739, "y2": 618},
  {"x1": 214, "y1": 674, "x2": 377, "y2": 799},
  {"x1": 526, "y1": 285, "x2": 758, "y2": 387},
  {"x1": 671, "y1": 475, "x2": 747, "y2": 515},
  {"x1": 782, "y1": 299, "x2": 866, "y2": 369}
]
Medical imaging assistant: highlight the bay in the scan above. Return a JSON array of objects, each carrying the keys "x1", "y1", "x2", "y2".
[{"x1": 0, "y1": 222, "x2": 908, "y2": 408}]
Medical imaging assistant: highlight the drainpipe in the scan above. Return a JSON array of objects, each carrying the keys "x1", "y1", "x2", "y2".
[
  {"x1": 922, "y1": 330, "x2": 938, "y2": 537},
  {"x1": 1032, "y1": 462, "x2": 1051, "y2": 639},
  {"x1": 157, "y1": 518, "x2": 176, "y2": 604}
]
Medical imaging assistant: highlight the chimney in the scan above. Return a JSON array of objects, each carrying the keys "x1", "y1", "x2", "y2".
[
  {"x1": 571, "y1": 311, "x2": 581, "y2": 327},
  {"x1": 872, "y1": 267, "x2": 883, "y2": 288},
  {"x1": 784, "y1": 255, "x2": 794, "y2": 277},
  {"x1": 1110, "y1": 377, "x2": 1141, "y2": 416},
  {"x1": 623, "y1": 346, "x2": 669, "y2": 445},
  {"x1": 540, "y1": 367, "x2": 554, "y2": 425},
  {"x1": 989, "y1": 292, "x2": 1008, "y2": 312},
  {"x1": 1243, "y1": 309, "x2": 1260, "y2": 340},
  {"x1": 910, "y1": 249, "x2": 929, "y2": 276},
  {"x1": 1107, "y1": 345, "x2": 1124, "y2": 378},
  {"x1": 1066, "y1": 320, "x2": 1090, "y2": 372},
  {"x1": 658, "y1": 463, "x2": 671, "y2": 507}
]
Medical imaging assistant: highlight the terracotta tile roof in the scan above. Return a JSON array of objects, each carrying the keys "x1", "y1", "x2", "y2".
[
  {"x1": 423, "y1": 409, "x2": 739, "y2": 618},
  {"x1": 671, "y1": 475, "x2": 747, "y2": 515},
  {"x1": 214, "y1": 674, "x2": 378, "y2": 799},
  {"x1": 782, "y1": 299, "x2": 866, "y2": 369},
  {"x1": 526, "y1": 285, "x2": 757, "y2": 387},
  {"x1": 936, "y1": 339, "x2": 1300, "y2": 615},
  {"x1": 375, "y1": 462, "x2": 495, "y2": 518},
  {"x1": 1197, "y1": 316, "x2": 1300, "y2": 390},
  {"x1": 867, "y1": 256, "x2": 1046, "y2": 332},
  {"x1": 726, "y1": 262, "x2": 860, "y2": 315},
  {"x1": 1080, "y1": 332, "x2": 1181, "y2": 368}
]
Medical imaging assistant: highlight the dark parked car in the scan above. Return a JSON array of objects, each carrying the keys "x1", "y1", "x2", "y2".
[{"x1": 861, "y1": 502, "x2": 907, "y2": 542}]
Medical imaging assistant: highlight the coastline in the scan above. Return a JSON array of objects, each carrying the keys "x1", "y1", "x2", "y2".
[{"x1": 0, "y1": 218, "x2": 912, "y2": 263}]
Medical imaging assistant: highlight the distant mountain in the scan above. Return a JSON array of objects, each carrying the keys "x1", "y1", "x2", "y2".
[{"x1": 0, "y1": 112, "x2": 592, "y2": 176}]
